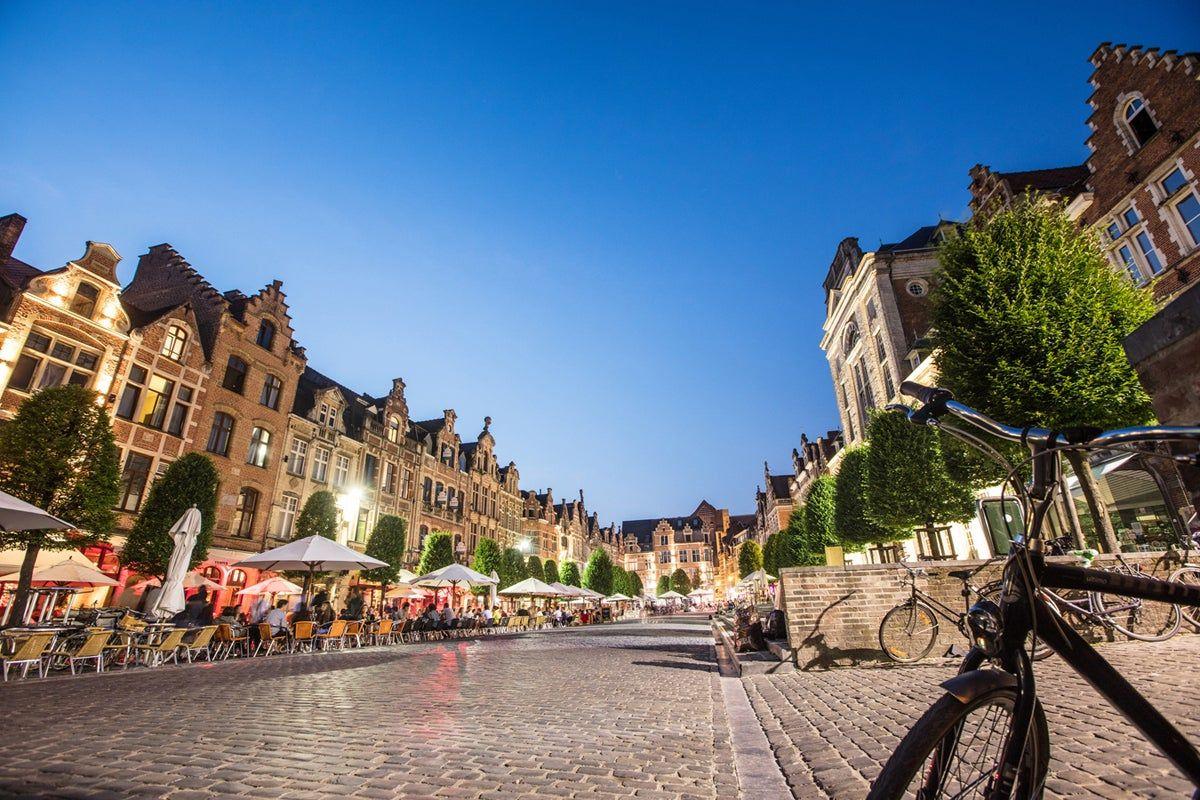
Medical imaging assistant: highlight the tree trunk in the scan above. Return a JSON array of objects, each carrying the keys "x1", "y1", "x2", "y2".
[
  {"x1": 1064, "y1": 451, "x2": 1120, "y2": 554},
  {"x1": 10, "y1": 541, "x2": 40, "y2": 628},
  {"x1": 1057, "y1": 475, "x2": 1087, "y2": 550}
]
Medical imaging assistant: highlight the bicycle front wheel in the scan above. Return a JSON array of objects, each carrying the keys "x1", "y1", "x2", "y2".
[
  {"x1": 867, "y1": 684, "x2": 1049, "y2": 799},
  {"x1": 879, "y1": 601, "x2": 939, "y2": 663},
  {"x1": 1169, "y1": 565, "x2": 1200, "y2": 628},
  {"x1": 1092, "y1": 587, "x2": 1181, "y2": 642},
  {"x1": 978, "y1": 581, "x2": 1055, "y2": 662}
]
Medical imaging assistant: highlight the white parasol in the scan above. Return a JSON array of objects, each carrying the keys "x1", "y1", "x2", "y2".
[{"x1": 149, "y1": 507, "x2": 203, "y2": 618}]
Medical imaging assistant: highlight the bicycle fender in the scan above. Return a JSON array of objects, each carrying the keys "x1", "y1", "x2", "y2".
[{"x1": 940, "y1": 669, "x2": 1017, "y2": 704}]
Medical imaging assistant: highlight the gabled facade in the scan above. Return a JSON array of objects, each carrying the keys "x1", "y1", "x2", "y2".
[{"x1": 619, "y1": 500, "x2": 730, "y2": 593}]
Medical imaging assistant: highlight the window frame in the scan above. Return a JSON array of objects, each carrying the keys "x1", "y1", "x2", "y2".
[
  {"x1": 117, "y1": 451, "x2": 154, "y2": 512},
  {"x1": 160, "y1": 325, "x2": 188, "y2": 361},
  {"x1": 246, "y1": 426, "x2": 272, "y2": 468},
  {"x1": 222, "y1": 355, "x2": 248, "y2": 394},
  {"x1": 259, "y1": 373, "x2": 282, "y2": 410},
  {"x1": 255, "y1": 319, "x2": 276, "y2": 351},
  {"x1": 206, "y1": 412, "x2": 235, "y2": 457}
]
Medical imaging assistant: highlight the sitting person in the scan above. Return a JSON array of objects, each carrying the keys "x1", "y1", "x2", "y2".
[
  {"x1": 311, "y1": 591, "x2": 336, "y2": 631},
  {"x1": 421, "y1": 604, "x2": 441, "y2": 629},
  {"x1": 439, "y1": 603, "x2": 457, "y2": 629},
  {"x1": 215, "y1": 605, "x2": 241, "y2": 630},
  {"x1": 172, "y1": 586, "x2": 215, "y2": 628},
  {"x1": 291, "y1": 602, "x2": 312, "y2": 624},
  {"x1": 264, "y1": 599, "x2": 289, "y2": 638}
]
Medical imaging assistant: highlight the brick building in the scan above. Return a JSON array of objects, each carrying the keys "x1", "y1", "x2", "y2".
[
  {"x1": 619, "y1": 500, "x2": 732, "y2": 594},
  {"x1": 755, "y1": 462, "x2": 796, "y2": 538}
]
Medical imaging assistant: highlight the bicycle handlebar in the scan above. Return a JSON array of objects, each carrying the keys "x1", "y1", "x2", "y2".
[{"x1": 897, "y1": 382, "x2": 1200, "y2": 450}]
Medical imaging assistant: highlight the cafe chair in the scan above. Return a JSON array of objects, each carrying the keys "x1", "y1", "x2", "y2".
[
  {"x1": 1, "y1": 632, "x2": 55, "y2": 680},
  {"x1": 62, "y1": 629, "x2": 113, "y2": 675},
  {"x1": 133, "y1": 628, "x2": 188, "y2": 668},
  {"x1": 180, "y1": 625, "x2": 218, "y2": 662}
]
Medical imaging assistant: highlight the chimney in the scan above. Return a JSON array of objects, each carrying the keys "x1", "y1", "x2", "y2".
[{"x1": 0, "y1": 214, "x2": 27, "y2": 261}]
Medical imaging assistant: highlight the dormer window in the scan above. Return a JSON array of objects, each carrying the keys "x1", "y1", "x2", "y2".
[
  {"x1": 256, "y1": 319, "x2": 276, "y2": 351},
  {"x1": 161, "y1": 325, "x2": 187, "y2": 361},
  {"x1": 1123, "y1": 98, "x2": 1158, "y2": 148},
  {"x1": 317, "y1": 401, "x2": 339, "y2": 428},
  {"x1": 387, "y1": 416, "x2": 400, "y2": 443},
  {"x1": 69, "y1": 282, "x2": 100, "y2": 318}
]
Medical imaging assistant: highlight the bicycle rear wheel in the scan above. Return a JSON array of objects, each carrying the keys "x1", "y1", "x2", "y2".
[
  {"x1": 879, "y1": 601, "x2": 939, "y2": 663},
  {"x1": 867, "y1": 684, "x2": 1049, "y2": 799},
  {"x1": 1169, "y1": 565, "x2": 1200, "y2": 628},
  {"x1": 1092, "y1": 586, "x2": 1181, "y2": 642}
]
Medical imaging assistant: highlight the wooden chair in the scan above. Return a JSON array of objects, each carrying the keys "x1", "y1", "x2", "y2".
[
  {"x1": 254, "y1": 623, "x2": 288, "y2": 657},
  {"x1": 1, "y1": 632, "x2": 55, "y2": 680},
  {"x1": 291, "y1": 621, "x2": 315, "y2": 653},
  {"x1": 103, "y1": 630, "x2": 136, "y2": 669},
  {"x1": 61, "y1": 629, "x2": 112, "y2": 675},
  {"x1": 134, "y1": 628, "x2": 188, "y2": 668},
  {"x1": 316, "y1": 619, "x2": 347, "y2": 651},
  {"x1": 214, "y1": 624, "x2": 249, "y2": 660},
  {"x1": 344, "y1": 620, "x2": 363, "y2": 648},
  {"x1": 181, "y1": 626, "x2": 218, "y2": 662},
  {"x1": 372, "y1": 618, "x2": 394, "y2": 646},
  {"x1": 396, "y1": 618, "x2": 414, "y2": 643}
]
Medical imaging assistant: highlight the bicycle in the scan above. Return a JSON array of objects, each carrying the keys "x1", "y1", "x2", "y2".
[
  {"x1": 878, "y1": 560, "x2": 1006, "y2": 663},
  {"x1": 867, "y1": 381, "x2": 1200, "y2": 800},
  {"x1": 1169, "y1": 512, "x2": 1200, "y2": 629}
]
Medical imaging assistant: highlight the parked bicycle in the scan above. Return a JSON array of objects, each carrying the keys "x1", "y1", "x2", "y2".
[
  {"x1": 1169, "y1": 511, "x2": 1200, "y2": 629},
  {"x1": 867, "y1": 381, "x2": 1200, "y2": 800},
  {"x1": 878, "y1": 560, "x2": 1005, "y2": 663}
]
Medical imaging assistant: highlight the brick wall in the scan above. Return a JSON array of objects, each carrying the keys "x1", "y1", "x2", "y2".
[{"x1": 780, "y1": 551, "x2": 1186, "y2": 670}]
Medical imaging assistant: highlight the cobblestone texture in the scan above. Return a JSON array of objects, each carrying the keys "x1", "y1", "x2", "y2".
[
  {"x1": 746, "y1": 636, "x2": 1200, "y2": 798},
  {"x1": 0, "y1": 620, "x2": 735, "y2": 800}
]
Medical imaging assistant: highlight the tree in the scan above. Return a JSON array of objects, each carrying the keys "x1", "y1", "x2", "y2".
[
  {"x1": 543, "y1": 558, "x2": 559, "y2": 584},
  {"x1": 120, "y1": 453, "x2": 219, "y2": 579},
  {"x1": 526, "y1": 555, "x2": 545, "y2": 582},
  {"x1": 611, "y1": 566, "x2": 629, "y2": 597},
  {"x1": 417, "y1": 531, "x2": 454, "y2": 575},
  {"x1": 833, "y1": 446, "x2": 898, "y2": 551},
  {"x1": 472, "y1": 537, "x2": 502, "y2": 585},
  {"x1": 500, "y1": 547, "x2": 528, "y2": 589},
  {"x1": 560, "y1": 560, "x2": 581, "y2": 587},
  {"x1": 0, "y1": 385, "x2": 119, "y2": 622},
  {"x1": 803, "y1": 476, "x2": 838, "y2": 559},
  {"x1": 627, "y1": 570, "x2": 644, "y2": 598},
  {"x1": 361, "y1": 515, "x2": 408, "y2": 613},
  {"x1": 656, "y1": 574, "x2": 671, "y2": 596},
  {"x1": 933, "y1": 197, "x2": 1156, "y2": 552},
  {"x1": 296, "y1": 490, "x2": 338, "y2": 541},
  {"x1": 775, "y1": 507, "x2": 806, "y2": 569},
  {"x1": 582, "y1": 548, "x2": 614, "y2": 597},
  {"x1": 865, "y1": 410, "x2": 976, "y2": 534},
  {"x1": 670, "y1": 568, "x2": 692, "y2": 596},
  {"x1": 738, "y1": 540, "x2": 763, "y2": 578},
  {"x1": 762, "y1": 533, "x2": 779, "y2": 577}
]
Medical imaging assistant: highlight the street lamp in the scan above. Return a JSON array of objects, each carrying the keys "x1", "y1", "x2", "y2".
[{"x1": 517, "y1": 537, "x2": 531, "y2": 555}]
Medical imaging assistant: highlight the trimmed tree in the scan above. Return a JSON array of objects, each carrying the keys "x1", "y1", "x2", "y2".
[
  {"x1": 775, "y1": 507, "x2": 806, "y2": 569},
  {"x1": 933, "y1": 197, "x2": 1156, "y2": 552},
  {"x1": 500, "y1": 546, "x2": 528, "y2": 589},
  {"x1": 560, "y1": 560, "x2": 581, "y2": 587},
  {"x1": 0, "y1": 385, "x2": 120, "y2": 621},
  {"x1": 296, "y1": 490, "x2": 338, "y2": 540},
  {"x1": 762, "y1": 532, "x2": 779, "y2": 577},
  {"x1": 803, "y1": 475, "x2": 838, "y2": 565},
  {"x1": 526, "y1": 555, "x2": 545, "y2": 582},
  {"x1": 670, "y1": 568, "x2": 692, "y2": 596},
  {"x1": 738, "y1": 540, "x2": 763, "y2": 578},
  {"x1": 656, "y1": 574, "x2": 671, "y2": 596},
  {"x1": 361, "y1": 515, "x2": 408, "y2": 614},
  {"x1": 627, "y1": 570, "x2": 644, "y2": 598},
  {"x1": 865, "y1": 410, "x2": 977, "y2": 535},
  {"x1": 542, "y1": 558, "x2": 559, "y2": 584},
  {"x1": 417, "y1": 531, "x2": 455, "y2": 575},
  {"x1": 833, "y1": 445, "x2": 898, "y2": 552},
  {"x1": 582, "y1": 548, "x2": 614, "y2": 597},
  {"x1": 611, "y1": 566, "x2": 629, "y2": 597},
  {"x1": 120, "y1": 453, "x2": 219, "y2": 580},
  {"x1": 472, "y1": 537, "x2": 502, "y2": 590}
]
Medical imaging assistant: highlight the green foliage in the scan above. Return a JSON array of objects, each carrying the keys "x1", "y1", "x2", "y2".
[
  {"x1": 670, "y1": 568, "x2": 692, "y2": 596},
  {"x1": 471, "y1": 537, "x2": 503, "y2": 581},
  {"x1": 762, "y1": 533, "x2": 779, "y2": 577},
  {"x1": 542, "y1": 558, "x2": 559, "y2": 584},
  {"x1": 626, "y1": 570, "x2": 644, "y2": 598},
  {"x1": 526, "y1": 555, "x2": 545, "y2": 581},
  {"x1": 296, "y1": 490, "x2": 338, "y2": 540},
  {"x1": 738, "y1": 540, "x2": 762, "y2": 578},
  {"x1": 361, "y1": 515, "x2": 408, "y2": 585},
  {"x1": 865, "y1": 410, "x2": 976, "y2": 530},
  {"x1": 656, "y1": 574, "x2": 671, "y2": 596},
  {"x1": 774, "y1": 507, "x2": 806, "y2": 569},
  {"x1": 804, "y1": 475, "x2": 837, "y2": 551},
  {"x1": 582, "y1": 548, "x2": 614, "y2": 596},
  {"x1": 933, "y1": 197, "x2": 1155, "y2": 431},
  {"x1": 0, "y1": 386, "x2": 120, "y2": 614},
  {"x1": 500, "y1": 546, "x2": 528, "y2": 589},
  {"x1": 833, "y1": 446, "x2": 898, "y2": 550},
  {"x1": 611, "y1": 566, "x2": 629, "y2": 597},
  {"x1": 560, "y1": 560, "x2": 581, "y2": 587},
  {"x1": 416, "y1": 531, "x2": 454, "y2": 575},
  {"x1": 121, "y1": 453, "x2": 219, "y2": 579}
]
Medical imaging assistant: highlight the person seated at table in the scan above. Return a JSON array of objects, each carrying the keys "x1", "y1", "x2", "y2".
[
  {"x1": 341, "y1": 587, "x2": 364, "y2": 621},
  {"x1": 515, "y1": 607, "x2": 530, "y2": 617},
  {"x1": 421, "y1": 603, "x2": 441, "y2": 629},
  {"x1": 215, "y1": 605, "x2": 240, "y2": 629},
  {"x1": 481, "y1": 606, "x2": 494, "y2": 625},
  {"x1": 172, "y1": 586, "x2": 215, "y2": 628},
  {"x1": 264, "y1": 599, "x2": 289, "y2": 637},
  {"x1": 438, "y1": 602, "x2": 457, "y2": 629},
  {"x1": 310, "y1": 592, "x2": 335, "y2": 631}
]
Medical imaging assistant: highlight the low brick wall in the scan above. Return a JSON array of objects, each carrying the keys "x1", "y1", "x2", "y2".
[{"x1": 779, "y1": 552, "x2": 1184, "y2": 670}]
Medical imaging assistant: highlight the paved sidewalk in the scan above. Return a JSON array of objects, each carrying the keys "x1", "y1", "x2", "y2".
[
  {"x1": 0, "y1": 620, "x2": 736, "y2": 800},
  {"x1": 745, "y1": 635, "x2": 1200, "y2": 798}
]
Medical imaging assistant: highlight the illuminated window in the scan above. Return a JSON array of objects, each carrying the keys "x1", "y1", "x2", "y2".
[
  {"x1": 161, "y1": 325, "x2": 187, "y2": 361},
  {"x1": 312, "y1": 447, "x2": 330, "y2": 482},
  {"x1": 69, "y1": 282, "x2": 100, "y2": 318},
  {"x1": 247, "y1": 426, "x2": 271, "y2": 468},
  {"x1": 232, "y1": 488, "x2": 259, "y2": 538}
]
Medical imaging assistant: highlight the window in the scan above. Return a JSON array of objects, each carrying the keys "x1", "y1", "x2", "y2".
[
  {"x1": 1176, "y1": 192, "x2": 1200, "y2": 247},
  {"x1": 1122, "y1": 207, "x2": 1140, "y2": 229},
  {"x1": 660, "y1": 551, "x2": 670, "y2": 564},
  {"x1": 69, "y1": 282, "x2": 100, "y2": 318},
  {"x1": 680, "y1": 550, "x2": 688, "y2": 563},
  {"x1": 1106, "y1": 221, "x2": 1122, "y2": 242},
  {"x1": 905, "y1": 280, "x2": 927, "y2": 297},
  {"x1": 852, "y1": 360, "x2": 875, "y2": 432},
  {"x1": 222, "y1": 356, "x2": 247, "y2": 394},
  {"x1": 318, "y1": 402, "x2": 338, "y2": 428},
  {"x1": 400, "y1": 468, "x2": 412, "y2": 500},
  {"x1": 915, "y1": 526, "x2": 956, "y2": 560},
  {"x1": 275, "y1": 494, "x2": 299, "y2": 539},
  {"x1": 287, "y1": 437, "x2": 308, "y2": 475},
  {"x1": 139, "y1": 374, "x2": 175, "y2": 429},
  {"x1": 232, "y1": 488, "x2": 259, "y2": 538},
  {"x1": 166, "y1": 386, "x2": 193, "y2": 437},
  {"x1": 9, "y1": 330, "x2": 99, "y2": 393},
  {"x1": 117, "y1": 452, "x2": 153, "y2": 512},
  {"x1": 660, "y1": 535, "x2": 668, "y2": 547},
  {"x1": 226, "y1": 569, "x2": 247, "y2": 594},
  {"x1": 247, "y1": 426, "x2": 271, "y2": 468},
  {"x1": 354, "y1": 509, "x2": 369, "y2": 543},
  {"x1": 362, "y1": 454, "x2": 379, "y2": 486},
  {"x1": 256, "y1": 320, "x2": 276, "y2": 351},
  {"x1": 387, "y1": 417, "x2": 400, "y2": 443},
  {"x1": 383, "y1": 461, "x2": 396, "y2": 494},
  {"x1": 1135, "y1": 232, "x2": 1164, "y2": 275},
  {"x1": 843, "y1": 323, "x2": 860, "y2": 352},
  {"x1": 332, "y1": 452, "x2": 349, "y2": 487},
  {"x1": 1162, "y1": 168, "x2": 1188, "y2": 196},
  {"x1": 259, "y1": 374, "x2": 282, "y2": 410},
  {"x1": 1124, "y1": 97, "x2": 1158, "y2": 148},
  {"x1": 206, "y1": 412, "x2": 235, "y2": 456},
  {"x1": 160, "y1": 325, "x2": 187, "y2": 361},
  {"x1": 115, "y1": 365, "x2": 148, "y2": 420},
  {"x1": 866, "y1": 299, "x2": 877, "y2": 322},
  {"x1": 312, "y1": 447, "x2": 330, "y2": 482}
]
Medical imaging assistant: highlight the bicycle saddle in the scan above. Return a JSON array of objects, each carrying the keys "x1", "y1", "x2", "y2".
[{"x1": 947, "y1": 569, "x2": 975, "y2": 581}]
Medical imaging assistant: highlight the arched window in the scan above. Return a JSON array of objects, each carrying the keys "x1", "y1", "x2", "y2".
[
  {"x1": 1124, "y1": 97, "x2": 1158, "y2": 148},
  {"x1": 201, "y1": 566, "x2": 224, "y2": 584},
  {"x1": 161, "y1": 325, "x2": 188, "y2": 361},
  {"x1": 222, "y1": 355, "x2": 248, "y2": 394},
  {"x1": 233, "y1": 487, "x2": 260, "y2": 538},
  {"x1": 843, "y1": 323, "x2": 861, "y2": 353},
  {"x1": 259, "y1": 374, "x2": 282, "y2": 410},
  {"x1": 226, "y1": 569, "x2": 247, "y2": 593},
  {"x1": 69, "y1": 282, "x2": 100, "y2": 318},
  {"x1": 256, "y1": 319, "x2": 276, "y2": 351}
]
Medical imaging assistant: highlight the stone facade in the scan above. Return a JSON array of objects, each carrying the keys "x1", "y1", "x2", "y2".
[{"x1": 620, "y1": 500, "x2": 731, "y2": 594}]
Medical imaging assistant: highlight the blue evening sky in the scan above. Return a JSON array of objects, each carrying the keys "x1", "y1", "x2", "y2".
[{"x1": 2, "y1": 3, "x2": 1197, "y2": 524}]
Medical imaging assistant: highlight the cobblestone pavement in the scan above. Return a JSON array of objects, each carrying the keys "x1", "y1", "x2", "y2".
[
  {"x1": 746, "y1": 635, "x2": 1200, "y2": 798},
  {"x1": 0, "y1": 619, "x2": 737, "y2": 800}
]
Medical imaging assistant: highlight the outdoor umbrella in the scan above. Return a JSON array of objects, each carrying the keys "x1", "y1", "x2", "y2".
[
  {"x1": 0, "y1": 489, "x2": 74, "y2": 532},
  {"x1": 579, "y1": 587, "x2": 605, "y2": 599},
  {"x1": 131, "y1": 572, "x2": 221, "y2": 593},
  {"x1": 499, "y1": 577, "x2": 559, "y2": 597},
  {"x1": 237, "y1": 576, "x2": 304, "y2": 596},
  {"x1": 0, "y1": 558, "x2": 118, "y2": 587},
  {"x1": 549, "y1": 582, "x2": 586, "y2": 598},
  {"x1": 148, "y1": 507, "x2": 203, "y2": 618},
  {"x1": 658, "y1": 590, "x2": 687, "y2": 600},
  {"x1": 489, "y1": 570, "x2": 499, "y2": 606},
  {"x1": 411, "y1": 563, "x2": 498, "y2": 610},
  {"x1": 233, "y1": 535, "x2": 388, "y2": 602},
  {"x1": 738, "y1": 569, "x2": 778, "y2": 585},
  {"x1": 384, "y1": 586, "x2": 427, "y2": 599},
  {"x1": 603, "y1": 593, "x2": 632, "y2": 603}
]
